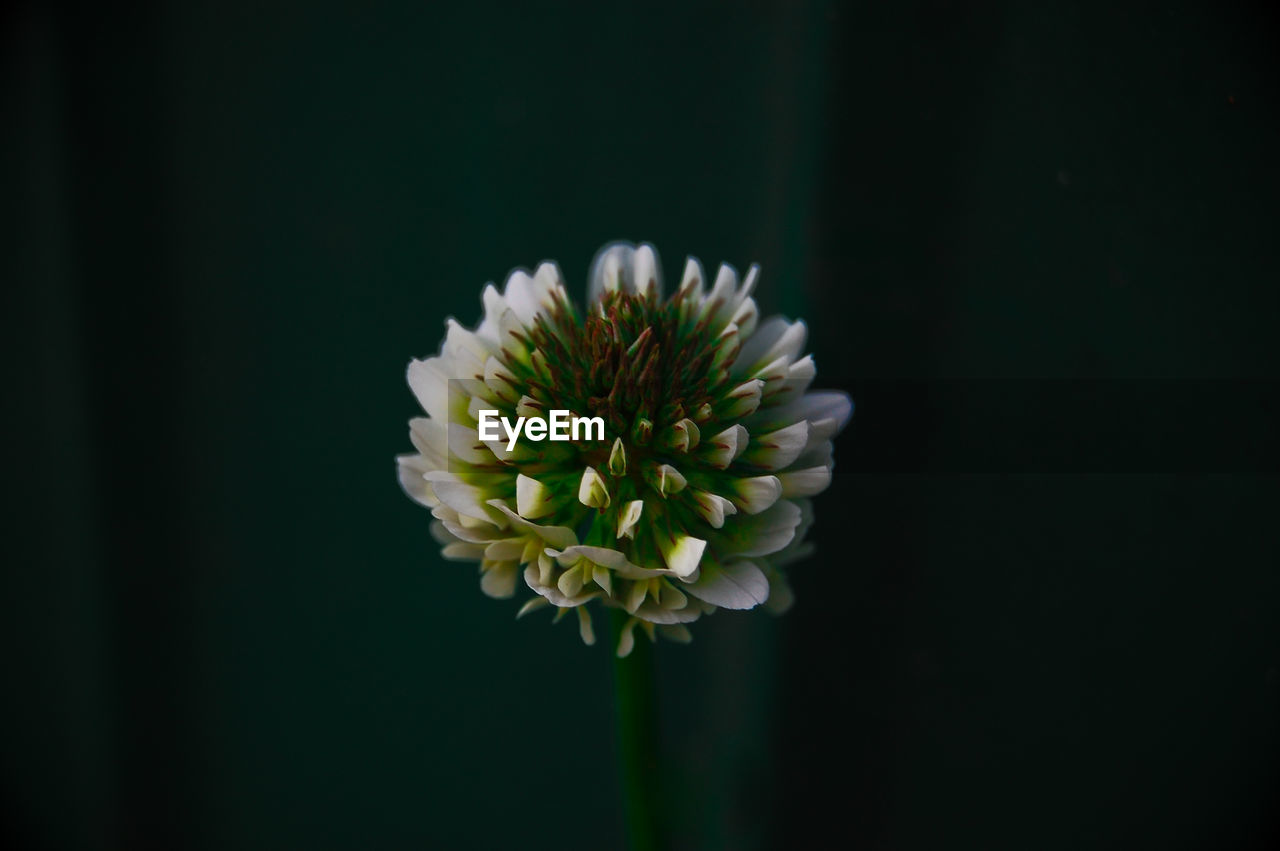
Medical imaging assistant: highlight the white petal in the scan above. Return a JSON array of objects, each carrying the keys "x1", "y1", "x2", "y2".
[
  {"x1": 557, "y1": 564, "x2": 585, "y2": 597},
  {"x1": 762, "y1": 318, "x2": 808, "y2": 366},
  {"x1": 730, "y1": 316, "x2": 786, "y2": 371},
  {"x1": 480, "y1": 562, "x2": 518, "y2": 598},
  {"x1": 763, "y1": 565, "x2": 795, "y2": 615},
  {"x1": 778, "y1": 465, "x2": 832, "y2": 497},
  {"x1": 801, "y1": 390, "x2": 854, "y2": 440},
  {"x1": 616, "y1": 617, "x2": 639, "y2": 658},
  {"x1": 690, "y1": 489, "x2": 737, "y2": 529},
  {"x1": 522, "y1": 564, "x2": 599, "y2": 608},
  {"x1": 438, "y1": 514, "x2": 502, "y2": 544},
  {"x1": 647, "y1": 463, "x2": 687, "y2": 496},
  {"x1": 732, "y1": 317, "x2": 807, "y2": 377},
  {"x1": 487, "y1": 500, "x2": 578, "y2": 550},
  {"x1": 730, "y1": 297, "x2": 759, "y2": 339},
  {"x1": 501, "y1": 269, "x2": 543, "y2": 327},
  {"x1": 702, "y1": 424, "x2": 749, "y2": 470},
  {"x1": 496, "y1": 307, "x2": 532, "y2": 368},
  {"x1": 739, "y1": 264, "x2": 760, "y2": 299},
  {"x1": 682, "y1": 560, "x2": 770, "y2": 610},
  {"x1": 440, "y1": 506, "x2": 499, "y2": 530},
  {"x1": 516, "y1": 596, "x2": 549, "y2": 618},
  {"x1": 588, "y1": 241, "x2": 635, "y2": 305},
  {"x1": 710, "y1": 324, "x2": 741, "y2": 371},
  {"x1": 617, "y1": 499, "x2": 644, "y2": 539},
  {"x1": 740, "y1": 420, "x2": 810, "y2": 471},
  {"x1": 786, "y1": 354, "x2": 816, "y2": 384},
  {"x1": 535, "y1": 551, "x2": 556, "y2": 587},
  {"x1": 662, "y1": 418, "x2": 700, "y2": 453},
  {"x1": 406, "y1": 357, "x2": 450, "y2": 422},
  {"x1": 547, "y1": 545, "x2": 653, "y2": 578},
  {"x1": 531, "y1": 262, "x2": 566, "y2": 313},
  {"x1": 576, "y1": 607, "x2": 596, "y2": 646},
  {"x1": 447, "y1": 424, "x2": 493, "y2": 466},
  {"x1": 440, "y1": 545, "x2": 481, "y2": 563},
  {"x1": 631, "y1": 244, "x2": 663, "y2": 300},
  {"x1": 516, "y1": 474, "x2": 556, "y2": 519},
  {"x1": 732, "y1": 475, "x2": 782, "y2": 515},
  {"x1": 722, "y1": 379, "x2": 765, "y2": 419},
  {"x1": 655, "y1": 530, "x2": 706, "y2": 578},
  {"x1": 396, "y1": 454, "x2": 434, "y2": 507},
  {"x1": 515, "y1": 395, "x2": 544, "y2": 419},
  {"x1": 478, "y1": 431, "x2": 533, "y2": 465},
  {"x1": 625, "y1": 578, "x2": 649, "y2": 613},
  {"x1": 726, "y1": 499, "x2": 802, "y2": 557},
  {"x1": 578, "y1": 466, "x2": 611, "y2": 509},
  {"x1": 441, "y1": 541, "x2": 484, "y2": 561},
  {"x1": 483, "y1": 356, "x2": 520, "y2": 404},
  {"x1": 655, "y1": 582, "x2": 687, "y2": 611},
  {"x1": 659, "y1": 623, "x2": 693, "y2": 643},
  {"x1": 483, "y1": 538, "x2": 525, "y2": 561},
  {"x1": 632, "y1": 598, "x2": 702, "y2": 624},
  {"x1": 704, "y1": 263, "x2": 738, "y2": 319},
  {"x1": 757, "y1": 390, "x2": 853, "y2": 438},
  {"x1": 763, "y1": 510, "x2": 816, "y2": 569},
  {"x1": 408, "y1": 417, "x2": 448, "y2": 469},
  {"x1": 767, "y1": 354, "x2": 816, "y2": 406},
  {"x1": 474, "y1": 284, "x2": 506, "y2": 344},
  {"x1": 792, "y1": 440, "x2": 833, "y2": 471},
  {"x1": 443, "y1": 318, "x2": 494, "y2": 367},
  {"x1": 428, "y1": 519, "x2": 456, "y2": 547},
  {"x1": 424, "y1": 472, "x2": 501, "y2": 523},
  {"x1": 592, "y1": 564, "x2": 613, "y2": 596},
  {"x1": 678, "y1": 257, "x2": 705, "y2": 298}
]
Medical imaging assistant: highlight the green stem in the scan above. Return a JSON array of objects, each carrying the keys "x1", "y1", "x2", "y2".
[{"x1": 610, "y1": 609, "x2": 663, "y2": 851}]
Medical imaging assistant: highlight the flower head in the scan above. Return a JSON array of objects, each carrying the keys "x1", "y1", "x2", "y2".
[{"x1": 398, "y1": 242, "x2": 851, "y2": 655}]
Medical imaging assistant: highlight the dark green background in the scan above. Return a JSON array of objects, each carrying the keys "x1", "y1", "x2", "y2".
[{"x1": 4, "y1": 0, "x2": 1278, "y2": 848}]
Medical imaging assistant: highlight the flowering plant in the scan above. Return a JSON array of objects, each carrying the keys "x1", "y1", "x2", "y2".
[{"x1": 398, "y1": 242, "x2": 850, "y2": 657}]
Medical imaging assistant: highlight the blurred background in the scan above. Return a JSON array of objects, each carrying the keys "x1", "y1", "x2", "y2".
[{"x1": 4, "y1": 0, "x2": 1279, "y2": 848}]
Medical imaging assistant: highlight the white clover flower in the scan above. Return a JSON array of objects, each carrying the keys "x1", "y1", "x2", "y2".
[{"x1": 397, "y1": 242, "x2": 851, "y2": 656}]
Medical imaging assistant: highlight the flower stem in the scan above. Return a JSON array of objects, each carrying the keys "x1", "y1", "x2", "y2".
[{"x1": 610, "y1": 609, "x2": 663, "y2": 851}]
